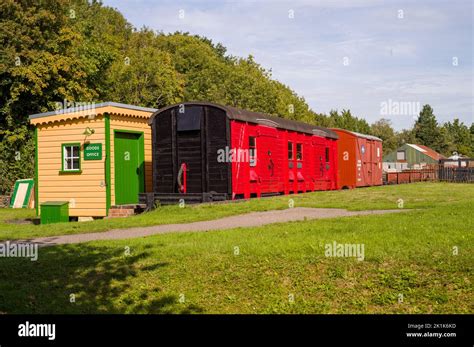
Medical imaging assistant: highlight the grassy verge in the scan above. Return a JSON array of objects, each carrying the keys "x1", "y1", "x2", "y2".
[
  {"x1": 0, "y1": 184, "x2": 471, "y2": 313},
  {"x1": 1, "y1": 182, "x2": 473, "y2": 240}
]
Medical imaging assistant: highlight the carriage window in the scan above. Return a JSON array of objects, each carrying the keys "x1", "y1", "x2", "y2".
[
  {"x1": 177, "y1": 106, "x2": 202, "y2": 131},
  {"x1": 62, "y1": 144, "x2": 81, "y2": 171},
  {"x1": 288, "y1": 141, "x2": 293, "y2": 160},
  {"x1": 325, "y1": 147, "x2": 330, "y2": 162},
  {"x1": 249, "y1": 136, "x2": 256, "y2": 167},
  {"x1": 296, "y1": 143, "x2": 303, "y2": 160}
]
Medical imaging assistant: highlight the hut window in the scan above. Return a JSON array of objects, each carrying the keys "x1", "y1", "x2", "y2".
[
  {"x1": 62, "y1": 144, "x2": 81, "y2": 171},
  {"x1": 249, "y1": 136, "x2": 257, "y2": 167},
  {"x1": 296, "y1": 143, "x2": 303, "y2": 160},
  {"x1": 288, "y1": 141, "x2": 294, "y2": 160},
  {"x1": 325, "y1": 147, "x2": 330, "y2": 162},
  {"x1": 177, "y1": 106, "x2": 201, "y2": 131}
]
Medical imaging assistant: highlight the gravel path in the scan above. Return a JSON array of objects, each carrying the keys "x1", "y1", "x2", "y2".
[{"x1": 18, "y1": 207, "x2": 407, "y2": 247}]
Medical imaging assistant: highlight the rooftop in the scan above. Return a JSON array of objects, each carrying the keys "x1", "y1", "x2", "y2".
[{"x1": 29, "y1": 102, "x2": 158, "y2": 125}]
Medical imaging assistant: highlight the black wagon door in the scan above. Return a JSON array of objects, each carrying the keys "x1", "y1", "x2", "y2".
[
  {"x1": 153, "y1": 103, "x2": 229, "y2": 197},
  {"x1": 176, "y1": 106, "x2": 203, "y2": 193}
]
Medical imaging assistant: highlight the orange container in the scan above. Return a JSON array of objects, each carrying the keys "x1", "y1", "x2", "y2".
[{"x1": 331, "y1": 129, "x2": 383, "y2": 189}]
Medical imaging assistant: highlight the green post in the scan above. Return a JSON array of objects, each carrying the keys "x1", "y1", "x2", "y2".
[
  {"x1": 105, "y1": 113, "x2": 111, "y2": 216},
  {"x1": 35, "y1": 127, "x2": 39, "y2": 216}
]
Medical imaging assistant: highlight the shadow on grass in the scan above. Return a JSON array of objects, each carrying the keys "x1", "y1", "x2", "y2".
[{"x1": 0, "y1": 243, "x2": 203, "y2": 314}]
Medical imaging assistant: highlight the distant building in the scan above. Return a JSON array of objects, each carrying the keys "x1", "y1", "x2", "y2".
[
  {"x1": 447, "y1": 152, "x2": 466, "y2": 161},
  {"x1": 383, "y1": 144, "x2": 445, "y2": 171},
  {"x1": 444, "y1": 153, "x2": 471, "y2": 167}
]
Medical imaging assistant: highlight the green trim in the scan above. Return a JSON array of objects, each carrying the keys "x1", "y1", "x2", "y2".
[
  {"x1": 113, "y1": 130, "x2": 145, "y2": 193},
  {"x1": 22, "y1": 180, "x2": 34, "y2": 208},
  {"x1": 138, "y1": 132, "x2": 145, "y2": 192},
  {"x1": 35, "y1": 128, "x2": 39, "y2": 215},
  {"x1": 10, "y1": 179, "x2": 34, "y2": 209},
  {"x1": 10, "y1": 182, "x2": 18, "y2": 208},
  {"x1": 105, "y1": 114, "x2": 111, "y2": 215},
  {"x1": 60, "y1": 142, "x2": 82, "y2": 173}
]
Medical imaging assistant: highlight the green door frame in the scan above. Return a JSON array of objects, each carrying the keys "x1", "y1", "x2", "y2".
[
  {"x1": 105, "y1": 114, "x2": 111, "y2": 215},
  {"x1": 35, "y1": 127, "x2": 39, "y2": 215},
  {"x1": 113, "y1": 129, "x2": 145, "y2": 205}
]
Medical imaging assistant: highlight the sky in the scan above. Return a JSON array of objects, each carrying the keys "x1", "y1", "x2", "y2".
[{"x1": 102, "y1": 0, "x2": 473, "y2": 130}]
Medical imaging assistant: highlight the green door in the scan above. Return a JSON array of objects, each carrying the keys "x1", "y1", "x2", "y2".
[{"x1": 114, "y1": 131, "x2": 144, "y2": 205}]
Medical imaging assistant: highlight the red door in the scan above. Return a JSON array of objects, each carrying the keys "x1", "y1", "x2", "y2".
[
  {"x1": 366, "y1": 140, "x2": 373, "y2": 186},
  {"x1": 257, "y1": 132, "x2": 279, "y2": 193},
  {"x1": 314, "y1": 144, "x2": 326, "y2": 189}
]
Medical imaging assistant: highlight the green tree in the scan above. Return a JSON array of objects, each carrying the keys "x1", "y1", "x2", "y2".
[
  {"x1": 370, "y1": 119, "x2": 398, "y2": 153},
  {"x1": 441, "y1": 119, "x2": 473, "y2": 157},
  {"x1": 413, "y1": 104, "x2": 442, "y2": 151},
  {"x1": 0, "y1": 0, "x2": 101, "y2": 191},
  {"x1": 327, "y1": 109, "x2": 371, "y2": 134},
  {"x1": 108, "y1": 30, "x2": 184, "y2": 108},
  {"x1": 396, "y1": 129, "x2": 417, "y2": 147}
]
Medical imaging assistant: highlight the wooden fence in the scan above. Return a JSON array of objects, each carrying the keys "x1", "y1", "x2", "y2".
[
  {"x1": 384, "y1": 169, "x2": 437, "y2": 185},
  {"x1": 383, "y1": 159, "x2": 474, "y2": 184},
  {"x1": 438, "y1": 159, "x2": 474, "y2": 183}
]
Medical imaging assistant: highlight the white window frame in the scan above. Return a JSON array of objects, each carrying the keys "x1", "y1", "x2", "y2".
[{"x1": 63, "y1": 144, "x2": 81, "y2": 171}]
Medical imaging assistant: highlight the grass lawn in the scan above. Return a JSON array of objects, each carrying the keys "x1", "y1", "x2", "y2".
[
  {"x1": 0, "y1": 182, "x2": 473, "y2": 240},
  {"x1": 0, "y1": 182, "x2": 472, "y2": 314}
]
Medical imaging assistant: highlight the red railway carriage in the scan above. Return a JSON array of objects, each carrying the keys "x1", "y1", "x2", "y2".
[
  {"x1": 146, "y1": 102, "x2": 338, "y2": 203},
  {"x1": 331, "y1": 129, "x2": 383, "y2": 189},
  {"x1": 231, "y1": 117, "x2": 338, "y2": 199}
]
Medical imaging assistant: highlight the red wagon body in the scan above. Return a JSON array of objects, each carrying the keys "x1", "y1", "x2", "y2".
[
  {"x1": 331, "y1": 129, "x2": 383, "y2": 189},
  {"x1": 230, "y1": 120, "x2": 338, "y2": 199}
]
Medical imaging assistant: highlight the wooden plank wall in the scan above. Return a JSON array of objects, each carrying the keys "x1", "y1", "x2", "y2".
[
  {"x1": 153, "y1": 110, "x2": 174, "y2": 193},
  {"x1": 37, "y1": 116, "x2": 107, "y2": 217}
]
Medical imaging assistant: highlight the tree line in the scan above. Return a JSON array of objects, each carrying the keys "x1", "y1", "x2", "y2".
[{"x1": 0, "y1": 0, "x2": 472, "y2": 192}]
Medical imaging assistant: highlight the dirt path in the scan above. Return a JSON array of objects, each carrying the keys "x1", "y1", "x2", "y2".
[{"x1": 18, "y1": 207, "x2": 408, "y2": 247}]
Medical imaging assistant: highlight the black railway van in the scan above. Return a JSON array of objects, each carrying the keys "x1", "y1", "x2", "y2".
[{"x1": 145, "y1": 102, "x2": 230, "y2": 205}]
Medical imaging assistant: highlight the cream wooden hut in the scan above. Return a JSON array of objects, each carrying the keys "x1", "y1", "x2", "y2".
[{"x1": 29, "y1": 102, "x2": 156, "y2": 218}]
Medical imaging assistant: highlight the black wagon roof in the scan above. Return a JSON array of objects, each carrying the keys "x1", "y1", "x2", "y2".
[{"x1": 149, "y1": 102, "x2": 338, "y2": 139}]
